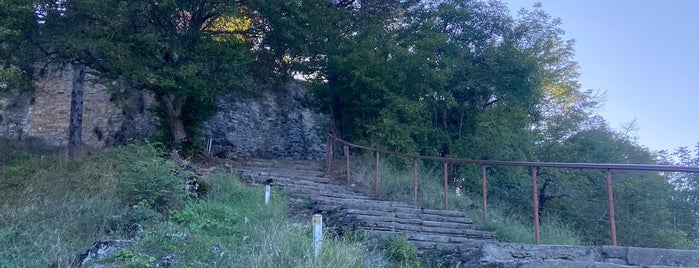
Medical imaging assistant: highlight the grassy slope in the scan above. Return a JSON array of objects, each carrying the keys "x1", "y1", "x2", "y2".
[{"x1": 0, "y1": 143, "x2": 377, "y2": 267}]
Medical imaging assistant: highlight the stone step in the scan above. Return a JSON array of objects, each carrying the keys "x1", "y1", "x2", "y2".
[
  {"x1": 313, "y1": 201, "x2": 472, "y2": 221},
  {"x1": 239, "y1": 171, "x2": 332, "y2": 184},
  {"x1": 240, "y1": 158, "x2": 494, "y2": 254},
  {"x1": 344, "y1": 209, "x2": 473, "y2": 225},
  {"x1": 346, "y1": 211, "x2": 474, "y2": 230},
  {"x1": 238, "y1": 167, "x2": 327, "y2": 177},
  {"x1": 242, "y1": 159, "x2": 325, "y2": 170},
  {"x1": 281, "y1": 186, "x2": 370, "y2": 200},
  {"x1": 355, "y1": 216, "x2": 493, "y2": 239},
  {"x1": 367, "y1": 230, "x2": 487, "y2": 250},
  {"x1": 275, "y1": 181, "x2": 363, "y2": 196}
]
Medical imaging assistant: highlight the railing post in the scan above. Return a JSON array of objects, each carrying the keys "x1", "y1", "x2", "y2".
[
  {"x1": 326, "y1": 133, "x2": 331, "y2": 172},
  {"x1": 482, "y1": 164, "x2": 487, "y2": 223},
  {"x1": 532, "y1": 166, "x2": 540, "y2": 245},
  {"x1": 605, "y1": 169, "x2": 617, "y2": 246},
  {"x1": 413, "y1": 158, "x2": 418, "y2": 205},
  {"x1": 375, "y1": 151, "x2": 380, "y2": 199},
  {"x1": 443, "y1": 161, "x2": 449, "y2": 210},
  {"x1": 344, "y1": 145, "x2": 350, "y2": 185}
]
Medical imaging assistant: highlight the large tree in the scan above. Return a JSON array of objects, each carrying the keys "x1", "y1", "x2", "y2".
[{"x1": 33, "y1": 0, "x2": 253, "y2": 149}]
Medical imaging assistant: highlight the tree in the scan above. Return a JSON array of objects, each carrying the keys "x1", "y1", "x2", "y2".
[
  {"x1": 0, "y1": 0, "x2": 36, "y2": 94},
  {"x1": 35, "y1": 0, "x2": 253, "y2": 149}
]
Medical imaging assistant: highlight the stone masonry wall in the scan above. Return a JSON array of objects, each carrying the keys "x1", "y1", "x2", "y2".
[
  {"x1": 0, "y1": 65, "x2": 327, "y2": 160},
  {"x1": 202, "y1": 82, "x2": 327, "y2": 160},
  {"x1": 0, "y1": 65, "x2": 156, "y2": 149},
  {"x1": 457, "y1": 242, "x2": 699, "y2": 267}
]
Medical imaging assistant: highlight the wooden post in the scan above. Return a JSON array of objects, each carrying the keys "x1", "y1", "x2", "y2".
[
  {"x1": 345, "y1": 145, "x2": 350, "y2": 185},
  {"x1": 605, "y1": 169, "x2": 618, "y2": 246},
  {"x1": 375, "y1": 151, "x2": 380, "y2": 199},
  {"x1": 413, "y1": 158, "x2": 418, "y2": 205},
  {"x1": 443, "y1": 161, "x2": 449, "y2": 210},
  {"x1": 325, "y1": 134, "x2": 330, "y2": 172},
  {"x1": 481, "y1": 164, "x2": 487, "y2": 223},
  {"x1": 532, "y1": 166, "x2": 540, "y2": 245}
]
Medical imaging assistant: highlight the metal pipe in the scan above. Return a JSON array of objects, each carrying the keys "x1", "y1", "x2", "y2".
[
  {"x1": 482, "y1": 164, "x2": 487, "y2": 223},
  {"x1": 375, "y1": 151, "x2": 380, "y2": 199},
  {"x1": 413, "y1": 158, "x2": 418, "y2": 205},
  {"x1": 443, "y1": 161, "x2": 449, "y2": 210},
  {"x1": 605, "y1": 169, "x2": 617, "y2": 246},
  {"x1": 532, "y1": 166, "x2": 540, "y2": 245}
]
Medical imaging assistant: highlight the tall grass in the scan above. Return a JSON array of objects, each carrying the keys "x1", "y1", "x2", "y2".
[
  {"x1": 94, "y1": 171, "x2": 380, "y2": 267},
  {"x1": 0, "y1": 143, "x2": 383, "y2": 267},
  {"x1": 348, "y1": 153, "x2": 582, "y2": 245}
]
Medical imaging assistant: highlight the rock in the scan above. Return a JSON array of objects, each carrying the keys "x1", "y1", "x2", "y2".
[
  {"x1": 203, "y1": 82, "x2": 327, "y2": 160},
  {"x1": 72, "y1": 240, "x2": 131, "y2": 267},
  {"x1": 156, "y1": 254, "x2": 177, "y2": 267}
]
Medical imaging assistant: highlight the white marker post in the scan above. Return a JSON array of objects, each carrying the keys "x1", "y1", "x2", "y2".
[
  {"x1": 264, "y1": 185, "x2": 271, "y2": 205},
  {"x1": 312, "y1": 214, "x2": 323, "y2": 258}
]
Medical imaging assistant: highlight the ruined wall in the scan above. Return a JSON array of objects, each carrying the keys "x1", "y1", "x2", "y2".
[
  {"x1": 0, "y1": 65, "x2": 156, "y2": 149},
  {"x1": 0, "y1": 65, "x2": 327, "y2": 159}
]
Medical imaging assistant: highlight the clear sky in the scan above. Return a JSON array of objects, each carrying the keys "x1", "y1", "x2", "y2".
[{"x1": 505, "y1": 0, "x2": 699, "y2": 152}]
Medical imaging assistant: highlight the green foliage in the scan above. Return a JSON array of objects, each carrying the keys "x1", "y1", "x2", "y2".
[
  {"x1": 115, "y1": 156, "x2": 188, "y2": 212},
  {"x1": 171, "y1": 202, "x2": 240, "y2": 235},
  {"x1": 0, "y1": 144, "x2": 162, "y2": 266},
  {"x1": 0, "y1": 146, "x2": 382, "y2": 267},
  {"x1": 97, "y1": 248, "x2": 156, "y2": 268},
  {"x1": 420, "y1": 246, "x2": 453, "y2": 268},
  {"x1": 382, "y1": 236, "x2": 421, "y2": 267}
]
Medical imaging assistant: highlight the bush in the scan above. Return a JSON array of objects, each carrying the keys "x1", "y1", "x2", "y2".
[
  {"x1": 383, "y1": 235, "x2": 421, "y2": 267},
  {"x1": 116, "y1": 156, "x2": 189, "y2": 213}
]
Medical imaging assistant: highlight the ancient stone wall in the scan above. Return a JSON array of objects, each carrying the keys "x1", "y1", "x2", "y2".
[
  {"x1": 202, "y1": 82, "x2": 327, "y2": 160},
  {"x1": 0, "y1": 65, "x2": 156, "y2": 149},
  {"x1": 0, "y1": 65, "x2": 327, "y2": 159}
]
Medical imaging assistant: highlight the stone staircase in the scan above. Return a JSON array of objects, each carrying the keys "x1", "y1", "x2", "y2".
[
  {"x1": 236, "y1": 158, "x2": 699, "y2": 267},
  {"x1": 236, "y1": 158, "x2": 494, "y2": 252}
]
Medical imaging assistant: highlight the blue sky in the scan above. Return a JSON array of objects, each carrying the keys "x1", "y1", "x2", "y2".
[{"x1": 505, "y1": 0, "x2": 699, "y2": 152}]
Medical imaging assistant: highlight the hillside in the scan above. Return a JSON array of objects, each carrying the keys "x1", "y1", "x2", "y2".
[{"x1": 0, "y1": 142, "x2": 390, "y2": 267}]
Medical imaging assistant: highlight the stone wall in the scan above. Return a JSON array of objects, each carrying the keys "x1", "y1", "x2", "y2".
[
  {"x1": 457, "y1": 242, "x2": 699, "y2": 267},
  {"x1": 202, "y1": 82, "x2": 327, "y2": 160},
  {"x1": 0, "y1": 65, "x2": 327, "y2": 160},
  {"x1": 0, "y1": 65, "x2": 156, "y2": 149}
]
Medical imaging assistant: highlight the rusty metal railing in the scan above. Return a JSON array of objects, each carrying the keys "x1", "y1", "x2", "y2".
[{"x1": 325, "y1": 133, "x2": 699, "y2": 246}]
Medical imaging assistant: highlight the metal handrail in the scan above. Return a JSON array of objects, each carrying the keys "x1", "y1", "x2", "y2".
[
  {"x1": 325, "y1": 133, "x2": 699, "y2": 246},
  {"x1": 329, "y1": 134, "x2": 699, "y2": 172}
]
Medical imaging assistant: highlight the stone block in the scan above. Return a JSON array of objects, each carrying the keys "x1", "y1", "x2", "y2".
[{"x1": 626, "y1": 247, "x2": 699, "y2": 267}]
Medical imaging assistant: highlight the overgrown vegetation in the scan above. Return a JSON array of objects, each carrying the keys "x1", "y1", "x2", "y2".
[{"x1": 0, "y1": 143, "x2": 381, "y2": 267}]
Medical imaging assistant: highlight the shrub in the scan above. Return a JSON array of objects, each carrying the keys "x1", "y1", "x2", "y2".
[
  {"x1": 383, "y1": 235, "x2": 421, "y2": 267},
  {"x1": 116, "y1": 157, "x2": 188, "y2": 213}
]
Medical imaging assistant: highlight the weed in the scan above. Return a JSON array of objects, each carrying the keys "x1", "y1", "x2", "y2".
[{"x1": 382, "y1": 235, "x2": 421, "y2": 267}]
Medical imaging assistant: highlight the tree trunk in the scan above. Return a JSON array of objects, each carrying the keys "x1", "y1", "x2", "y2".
[
  {"x1": 160, "y1": 93, "x2": 188, "y2": 146},
  {"x1": 68, "y1": 62, "x2": 85, "y2": 159}
]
